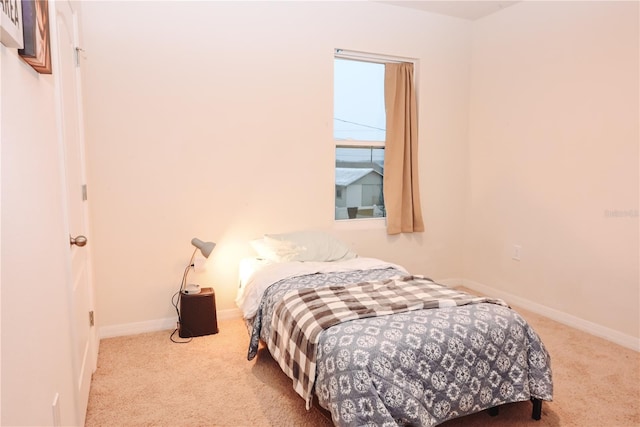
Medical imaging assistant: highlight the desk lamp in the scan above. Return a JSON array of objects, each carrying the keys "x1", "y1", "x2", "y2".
[{"x1": 181, "y1": 237, "x2": 216, "y2": 295}]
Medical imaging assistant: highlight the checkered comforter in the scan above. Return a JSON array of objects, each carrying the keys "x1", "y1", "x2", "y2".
[
  {"x1": 246, "y1": 266, "x2": 553, "y2": 426},
  {"x1": 267, "y1": 276, "x2": 509, "y2": 410}
]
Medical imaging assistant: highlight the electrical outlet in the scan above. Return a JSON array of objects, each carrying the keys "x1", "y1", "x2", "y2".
[{"x1": 512, "y1": 245, "x2": 522, "y2": 261}]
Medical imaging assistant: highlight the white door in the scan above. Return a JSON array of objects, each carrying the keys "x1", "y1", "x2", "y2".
[{"x1": 52, "y1": 1, "x2": 96, "y2": 424}]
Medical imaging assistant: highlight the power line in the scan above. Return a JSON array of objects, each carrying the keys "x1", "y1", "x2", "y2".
[{"x1": 334, "y1": 118, "x2": 385, "y2": 131}]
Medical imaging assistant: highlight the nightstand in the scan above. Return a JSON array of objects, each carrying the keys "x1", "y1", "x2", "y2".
[{"x1": 179, "y1": 287, "x2": 218, "y2": 338}]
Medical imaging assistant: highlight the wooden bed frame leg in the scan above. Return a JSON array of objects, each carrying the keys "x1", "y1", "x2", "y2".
[
  {"x1": 531, "y1": 398, "x2": 542, "y2": 420},
  {"x1": 488, "y1": 406, "x2": 499, "y2": 417}
]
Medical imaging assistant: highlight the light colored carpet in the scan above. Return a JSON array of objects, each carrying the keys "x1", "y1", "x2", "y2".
[{"x1": 86, "y1": 305, "x2": 640, "y2": 427}]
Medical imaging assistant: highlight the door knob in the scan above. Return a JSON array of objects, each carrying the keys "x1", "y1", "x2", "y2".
[{"x1": 70, "y1": 235, "x2": 88, "y2": 247}]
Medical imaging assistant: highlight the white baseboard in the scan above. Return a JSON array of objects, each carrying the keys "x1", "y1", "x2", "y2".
[
  {"x1": 99, "y1": 281, "x2": 639, "y2": 352},
  {"x1": 457, "y1": 278, "x2": 640, "y2": 352},
  {"x1": 98, "y1": 307, "x2": 243, "y2": 339}
]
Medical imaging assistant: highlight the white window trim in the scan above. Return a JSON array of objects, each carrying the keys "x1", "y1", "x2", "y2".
[
  {"x1": 334, "y1": 48, "x2": 417, "y2": 65},
  {"x1": 333, "y1": 216, "x2": 387, "y2": 230}
]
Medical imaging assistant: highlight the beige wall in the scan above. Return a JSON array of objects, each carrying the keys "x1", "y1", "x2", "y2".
[
  {"x1": 79, "y1": 1, "x2": 471, "y2": 332},
  {"x1": 465, "y1": 1, "x2": 639, "y2": 341},
  {"x1": 80, "y1": 1, "x2": 639, "y2": 347},
  {"x1": 1, "y1": 47, "x2": 78, "y2": 425}
]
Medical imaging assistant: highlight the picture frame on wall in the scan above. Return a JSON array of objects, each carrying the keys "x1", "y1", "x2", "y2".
[
  {"x1": 19, "y1": 0, "x2": 51, "y2": 74},
  {"x1": 0, "y1": 0, "x2": 24, "y2": 49}
]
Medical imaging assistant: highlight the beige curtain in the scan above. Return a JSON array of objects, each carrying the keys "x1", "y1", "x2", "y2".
[{"x1": 383, "y1": 62, "x2": 424, "y2": 235}]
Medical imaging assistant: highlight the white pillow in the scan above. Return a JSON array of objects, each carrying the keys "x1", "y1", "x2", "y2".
[
  {"x1": 264, "y1": 230, "x2": 357, "y2": 262},
  {"x1": 249, "y1": 238, "x2": 302, "y2": 262}
]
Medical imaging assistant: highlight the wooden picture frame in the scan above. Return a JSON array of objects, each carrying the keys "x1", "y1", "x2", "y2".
[{"x1": 19, "y1": 0, "x2": 51, "y2": 74}]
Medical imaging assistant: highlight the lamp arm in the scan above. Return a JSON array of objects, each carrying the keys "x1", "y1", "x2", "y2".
[{"x1": 180, "y1": 247, "x2": 198, "y2": 293}]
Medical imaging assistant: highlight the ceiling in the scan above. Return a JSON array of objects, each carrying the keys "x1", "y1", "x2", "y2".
[{"x1": 379, "y1": 1, "x2": 519, "y2": 21}]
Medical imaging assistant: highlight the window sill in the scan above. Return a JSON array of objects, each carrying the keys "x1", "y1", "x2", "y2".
[{"x1": 333, "y1": 217, "x2": 386, "y2": 230}]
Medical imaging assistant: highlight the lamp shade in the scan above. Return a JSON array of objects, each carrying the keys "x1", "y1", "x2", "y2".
[{"x1": 191, "y1": 238, "x2": 215, "y2": 258}]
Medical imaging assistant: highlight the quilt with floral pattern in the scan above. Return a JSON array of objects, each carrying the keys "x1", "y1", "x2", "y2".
[{"x1": 246, "y1": 267, "x2": 553, "y2": 427}]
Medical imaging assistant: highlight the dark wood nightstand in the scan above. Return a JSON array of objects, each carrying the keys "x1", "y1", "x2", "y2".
[{"x1": 179, "y1": 287, "x2": 218, "y2": 338}]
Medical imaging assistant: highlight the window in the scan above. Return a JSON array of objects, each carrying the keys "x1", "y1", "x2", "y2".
[{"x1": 334, "y1": 55, "x2": 386, "y2": 220}]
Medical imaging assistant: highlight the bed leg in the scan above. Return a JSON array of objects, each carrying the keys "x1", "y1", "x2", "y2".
[
  {"x1": 531, "y1": 398, "x2": 542, "y2": 420},
  {"x1": 488, "y1": 406, "x2": 499, "y2": 417}
]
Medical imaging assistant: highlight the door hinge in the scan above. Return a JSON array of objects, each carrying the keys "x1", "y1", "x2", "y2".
[
  {"x1": 75, "y1": 46, "x2": 84, "y2": 67},
  {"x1": 89, "y1": 310, "x2": 95, "y2": 327},
  {"x1": 82, "y1": 184, "x2": 88, "y2": 201}
]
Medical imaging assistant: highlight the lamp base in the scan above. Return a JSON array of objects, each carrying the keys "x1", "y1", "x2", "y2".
[{"x1": 183, "y1": 284, "x2": 201, "y2": 295}]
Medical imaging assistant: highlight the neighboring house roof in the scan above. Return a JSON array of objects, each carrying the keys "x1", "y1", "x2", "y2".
[{"x1": 335, "y1": 168, "x2": 381, "y2": 186}]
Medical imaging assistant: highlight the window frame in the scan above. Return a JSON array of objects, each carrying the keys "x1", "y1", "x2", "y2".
[
  {"x1": 333, "y1": 49, "x2": 408, "y2": 223},
  {"x1": 332, "y1": 49, "x2": 419, "y2": 229}
]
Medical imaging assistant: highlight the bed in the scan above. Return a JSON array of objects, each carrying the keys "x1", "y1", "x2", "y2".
[{"x1": 237, "y1": 231, "x2": 553, "y2": 427}]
